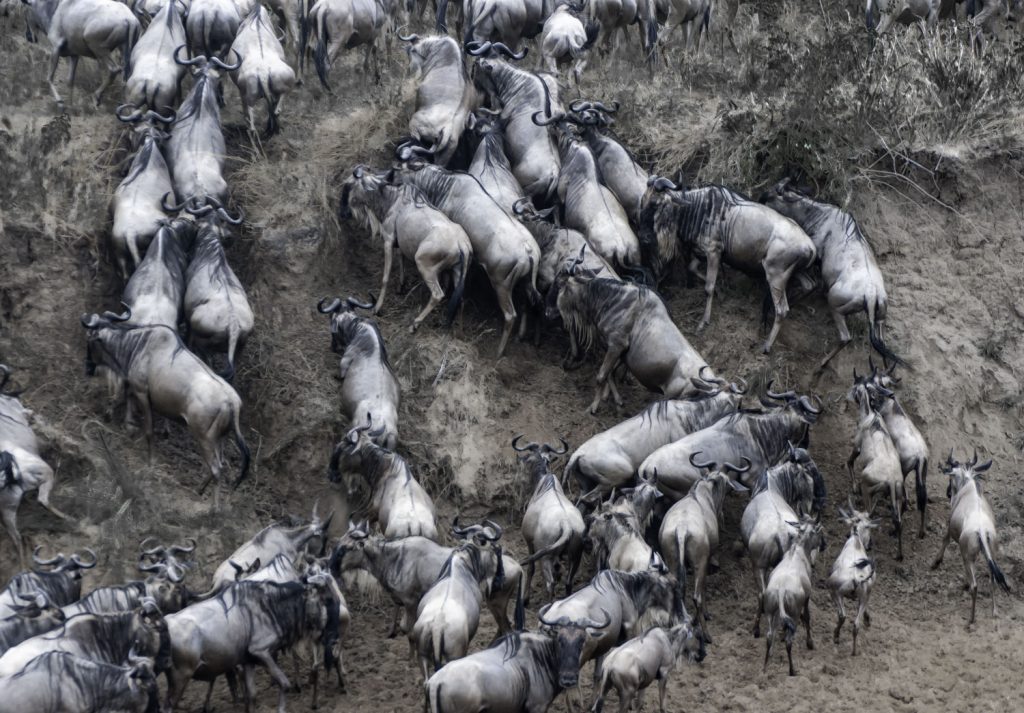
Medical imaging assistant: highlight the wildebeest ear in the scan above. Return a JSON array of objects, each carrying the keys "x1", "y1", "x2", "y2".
[
  {"x1": 383, "y1": 169, "x2": 396, "y2": 184},
  {"x1": 536, "y1": 206, "x2": 555, "y2": 219},
  {"x1": 975, "y1": 459, "x2": 993, "y2": 472},
  {"x1": 727, "y1": 480, "x2": 748, "y2": 493}
]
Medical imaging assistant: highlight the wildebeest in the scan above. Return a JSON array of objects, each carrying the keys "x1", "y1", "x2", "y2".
[
  {"x1": 392, "y1": 161, "x2": 542, "y2": 357},
  {"x1": 659, "y1": 454, "x2": 748, "y2": 640},
  {"x1": 539, "y1": 555, "x2": 676, "y2": 693},
  {"x1": 865, "y1": 0, "x2": 939, "y2": 34},
  {"x1": 827, "y1": 503, "x2": 876, "y2": 655},
  {"x1": 166, "y1": 49, "x2": 238, "y2": 203},
  {"x1": 847, "y1": 379, "x2": 906, "y2": 560},
  {"x1": 931, "y1": 451, "x2": 1010, "y2": 624},
  {"x1": 586, "y1": 0, "x2": 658, "y2": 62},
  {"x1": 0, "y1": 366, "x2": 68, "y2": 565},
  {"x1": 80, "y1": 308, "x2": 250, "y2": 507},
  {"x1": 178, "y1": 199, "x2": 254, "y2": 382},
  {"x1": 412, "y1": 540, "x2": 492, "y2": 679},
  {"x1": 329, "y1": 418, "x2": 438, "y2": 541},
  {"x1": 331, "y1": 523, "x2": 522, "y2": 637},
  {"x1": 0, "y1": 549, "x2": 96, "y2": 620},
  {"x1": 124, "y1": 1, "x2": 186, "y2": 112},
  {"x1": 0, "y1": 651, "x2": 159, "y2": 713},
  {"x1": 591, "y1": 619, "x2": 705, "y2": 713},
  {"x1": 512, "y1": 198, "x2": 619, "y2": 295},
  {"x1": 640, "y1": 385, "x2": 820, "y2": 500},
  {"x1": 202, "y1": 504, "x2": 332, "y2": 597},
  {"x1": 399, "y1": 32, "x2": 477, "y2": 166},
  {"x1": 425, "y1": 632, "x2": 563, "y2": 713},
  {"x1": 62, "y1": 563, "x2": 190, "y2": 618},
  {"x1": 740, "y1": 444, "x2": 826, "y2": 637},
  {"x1": 184, "y1": 0, "x2": 241, "y2": 57},
  {"x1": 761, "y1": 517, "x2": 825, "y2": 676},
  {"x1": 661, "y1": 0, "x2": 710, "y2": 52},
  {"x1": 461, "y1": 0, "x2": 542, "y2": 48},
  {"x1": 539, "y1": 0, "x2": 599, "y2": 86},
  {"x1": 318, "y1": 296, "x2": 401, "y2": 448},
  {"x1": 513, "y1": 437, "x2": 586, "y2": 605},
  {"x1": 24, "y1": 0, "x2": 141, "y2": 108},
  {"x1": 588, "y1": 500, "x2": 654, "y2": 573},
  {"x1": 0, "y1": 599, "x2": 170, "y2": 677},
  {"x1": 466, "y1": 109, "x2": 527, "y2": 214},
  {"x1": 120, "y1": 218, "x2": 195, "y2": 329},
  {"x1": 534, "y1": 112, "x2": 642, "y2": 272},
  {"x1": 302, "y1": 0, "x2": 390, "y2": 88},
  {"x1": 338, "y1": 166, "x2": 471, "y2": 331},
  {"x1": 570, "y1": 101, "x2": 648, "y2": 223},
  {"x1": 546, "y1": 258, "x2": 713, "y2": 413},
  {"x1": 110, "y1": 113, "x2": 176, "y2": 279},
  {"x1": 639, "y1": 178, "x2": 816, "y2": 353},
  {"x1": 562, "y1": 370, "x2": 744, "y2": 496},
  {"x1": 0, "y1": 593, "x2": 66, "y2": 655},
  {"x1": 759, "y1": 179, "x2": 903, "y2": 371},
  {"x1": 163, "y1": 575, "x2": 339, "y2": 711},
  {"x1": 468, "y1": 46, "x2": 561, "y2": 202},
  {"x1": 864, "y1": 363, "x2": 929, "y2": 538},
  {"x1": 229, "y1": 5, "x2": 296, "y2": 136}
]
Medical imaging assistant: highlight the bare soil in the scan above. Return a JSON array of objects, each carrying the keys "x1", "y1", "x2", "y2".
[{"x1": 1, "y1": 3, "x2": 1023, "y2": 711}]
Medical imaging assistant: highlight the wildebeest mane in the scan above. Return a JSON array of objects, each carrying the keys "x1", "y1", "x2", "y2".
[
  {"x1": 174, "y1": 70, "x2": 220, "y2": 128},
  {"x1": 187, "y1": 227, "x2": 243, "y2": 293},
  {"x1": 218, "y1": 581, "x2": 308, "y2": 645},
  {"x1": 4, "y1": 571, "x2": 80, "y2": 608},
  {"x1": 11, "y1": 651, "x2": 135, "y2": 703},
  {"x1": 92, "y1": 324, "x2": 190, "y2": 377},
  {"x1": 356, "y1": 441, "x2": 410, "y2": 488},
  {"x1": 333, "y1": 316, "x2": 393, "y2": 374},
  {"x1": 417, "y1": 36, "x2": 465, "y2": 78},
  {"x1": 121, "y1": 135, "x2": 160, "y2": 189},
  {"x1": 69, "y1": 581, "x2": 147, "y2": 615},
  {"x1": 435, "y1": 544, "x2": 482, "y2": 583},
  {"x1": 42, "y1": 611, "x2": 143, "y2": 664},
  {"x1": 559, "y1": 278, "x2": 659, "y2": 355}
]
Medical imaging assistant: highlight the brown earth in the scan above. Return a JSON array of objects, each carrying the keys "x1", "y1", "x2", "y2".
[{"x1": 1, "y1": 2, "x2": 1023, "y2": 711}]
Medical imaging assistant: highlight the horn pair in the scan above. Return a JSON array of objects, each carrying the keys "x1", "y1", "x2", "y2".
[{"x1": 464, "y1": 40, "x2": 527, "y2": 60}]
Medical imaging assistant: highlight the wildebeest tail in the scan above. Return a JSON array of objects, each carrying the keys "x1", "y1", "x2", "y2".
[
  {"x1": 513, "y1": 579, "x2": 525, "y2": 631},
  {"x1": 431, "y1": 681, "x2": 443, "y2": 713},
  {"x1": 520, "y1": 527, "x2": 570, "y2": 565},
  {"x1": 432, "y1": 625, "x2": 445, "y2": 673},
  {"x1": 865, "y1": 296, "x2": 908, "y2": 368},
  {"x1": 263, "y1": 77, "x2": 281, "y2": 136},
  {"x1": 914, "y1": 458, "x2": 927, "y2": 514},
  {"x1": 231, "y1": 409, "x2": 251, "y2": 489},
  {"x1": 220, "y1": 321, "x2": 240, "y2": 382},
  {"x1": 675, "y1": 532, "x2": 688, "y2": 617},
  {"x1": 526, "y1": 256, "x2": 541, "y2": 307},
  {"x1": 865, "y1": 0, "x2": 875, "y2": 28},
  {"x1": 979, "y1": 532, "x2": 1010, "y2": 592},
  {"x1": 123, "y1": 19, "x2": 140, "y2": 80},
  {"x1": 314, "y1": 12, "x2": 331, "y2": 90},
  {"x1": 781, "y1": 614, "x2": 797, "y2": 644},
  {"x1": 436, "y1": 0, "x2": 450, "y2": 32},
  {"x1": 299, "y1": 2, "x2": 310, "y2": 74},
  {"x1": 445, "y1": 250, "x2": 467, "y2": 327}
]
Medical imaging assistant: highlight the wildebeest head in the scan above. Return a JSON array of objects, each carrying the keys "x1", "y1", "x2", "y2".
[
  {"x1": 80, "y1": 308, "x2": 134, "y2": 376},
  {"x1": 451, "y1": 517, "x2": 505, "y2": 593},
  {"x1": 761, "y1": 382, "x2": 822, "y2": 426},
  {"x1": 942, "y1": 449, "x2": 992, "y2": 500},
  {"x1": 404, "y1": 34, "x2": 461, "y2": 77},
  {"x1": 511, "y1": 435, "x2": 569, "y2": 485},
  {"x1": 837, "y1": 497, "x2": 878, "y2": 551},
  {"x1": 537, "y1": 606, "x2": 610, "y2": 688},
  {"x1": 32, "y1": 547, "x2": 98, "y2": 589},
  {"x1": 302, "y1": 571, "x2": 341, "y2": 671},
  {"x1": 757, "y1": 177, "x2": 814, "y2": 216},
  {"x1": 688, "y1": 452, "x2": 751, "y2": 505},
  {"x1": 338, "y1": 164, "x2": 391, "y2": 223},
  {"x1": 328, "y1": 520, "x2": 372, "y2": 576},
  {"x1": 669, "y1": 615, "x2": 706, "y2": 664},
  {"x1": 543, "y1": 245, "x2": 603, "y2": 322},
  {"x1": 637, "y1": 175, "x2": 684, "y2": 280},
  {"x1": 137, "y1": 539, "x2": 193, "y2": 613},
  {"x1": 317, "y1": 295, "x2": 377, "y2": 357},
  {"x1": 127, "y1": 598, "x2": 172, "y2": 672},
  {"x1": 785, "y1": 516, "x2": 827, "y2": 562}
]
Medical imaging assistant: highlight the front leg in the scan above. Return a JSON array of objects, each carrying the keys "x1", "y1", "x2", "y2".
[
  {"x1": 930, "y1": 527, "x2": 952, "y2": 570},
  {"x1": 375, "y1": 239, "x2": 395, "y2": 314},
  {"x1": 846, "y1": 447, "x2": 860, "y2": 493},
  {"x1": 250, "y1": 649, "x2": 293, "y2": 713},
  {"x1": 589, "y1": 342, "x2": 627, "y2": 415},
  {"x1": 697, "y1": 250, "x2": 721, "y2": 332}
]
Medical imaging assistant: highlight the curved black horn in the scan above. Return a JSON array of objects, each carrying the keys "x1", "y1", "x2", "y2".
[
  {"x1": 137, "y1": 560, "x2": 166, "y2": 574},
  {"x1": 482, "y1": 519, "x2": 503, "y2": 541},
  {"x1": 450, "y1": 516, "x2": 473, "y2": 537},
  {"x1": 216, "y1": 206, "x2": 245, "y2": 226},
  {"x1": 102, "y1": 306, "x2": 132, "y2": 322},
  {"x1": 32, "y1": 547, "x2": 65, "y2": 568},
  {"x1": 689, "y1": 451, "x2": 716, "y2": 471},
  {"x1": 161, "y1": 193, "x2": 189, "y2": 212},
  {"x1": 344, "y1": 295, "x2": 375, "y2": 310},
  {"x1": 531, "y1": 111, "x2": 565, "y2": 126},
  {"x1": 765, "y1": 382, "x2": 797, "y2": 401},
  {"x1": 569, "y1": 99, "x2": 594, "y2": 112},
  {"x1": 592, "y1": 101, "x2": 619, "y2": 113},
  {"x1": 169, "y1": 539, "x2": 197, "y2": 555},
  {"x1": 173, "y1": 45, "x2": 204, "y2": 66},
  {"x1": 510, "y1": 434, "x2": 533, "y2": 452},
  {"x1": 353, "y1": 164, "x2": 366, "y2": 179},
  {"x1": 396, "y1": 26, "x2": 419, "y2": 41},
  {"x1": 512, "y1": 198, "x2": 533, "y2": 216},
  {"x1": 730, "y1": 376, "x2": 748, "y2": 394},
  {"x1": 464, "y1": 40, "x2": 493, "y2": 56},
  {"x1": 798, "y1": 395, "x2": 822, "y2": 414},
  {"x1": 723, "y1": 457, "x2": 752, "y2": 474},
  {"x1": 69, "y1": 549, "x2": 98, "y2": 569},
  {"x1": 551, "y1": 437, "x2": 569, "y2": 455},
  {"x1": 210, "y1": 50, "x2": 242, "y2": 71},
  {"x1": 491, "y1": 42, "x2": 527, "y2": 59},
  {"x1": 581, "y1": 608, "x2": 611, "y2": 629},
  {"x1": 139, "y1": 538, "x2": 165, "y2": 556},
  {"x1": 648, "y1": 176, "x2": 679, "y2": 191},
  {"x1": 144, "y1": 109, "x2": 176, "y2": 124},
  {"x1": 698, "y1": 365, "x2": 725, "y2": 386},
  {"x1": 317, "y1": 297, "x2": 342, "y2": 314},
  {"x1": 81, "y1": 314, "x2": 103, "y2": 329},
  {"x1": 115, "y1": 103, "x2": 144, "y2": 123}
]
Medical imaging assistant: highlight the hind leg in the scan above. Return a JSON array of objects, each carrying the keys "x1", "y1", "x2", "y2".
[
  {"x1": 831, "y1": 591, "x2": 846, "y2": 645},
  {"x1": 1, "y1": 507, "x2": 24, "y2": 569},
  {"x1": 763, "y1": 267, "x2": 795, "y2": 353},
  {"x1": 494, "y1": 281, "x2": 517, "y2": 358},
  {"x1": 93, "y1": 57, "x2": 120, "y2": 106},
  {"x1": 696, "y1": 252, "x2": 721, "y2": 333},
  {"x1": 815, "y1": 310, "x2": 851, "y2": 375},
  {"x1": 963, "y1": 554, "x2": 978, "y2": 625},
  {"x1": 802, "y1": 600, "x2": 813, "y2": 650},
  {"x1": 411, "y1": 256, "x2": 446, "y2": 331}
]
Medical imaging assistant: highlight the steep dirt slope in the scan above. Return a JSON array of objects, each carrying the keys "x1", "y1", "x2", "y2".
[{"x1": 1, "y1": 5, "x2": 1023, "y2": 711}]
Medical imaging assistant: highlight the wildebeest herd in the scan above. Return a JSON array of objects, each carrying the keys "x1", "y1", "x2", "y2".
[{"x1": 1, "y1": 0, "x2": 1018, "y2": 710}]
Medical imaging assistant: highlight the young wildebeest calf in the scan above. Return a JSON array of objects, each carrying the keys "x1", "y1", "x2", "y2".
[
  {"x1": 659, "y1": 453, "x2": 748, "y2": 641},
  {"x1": 762, "y1": 517, "x2": 825, "y2": 676},
  {"x1": 827, "y1": 503, "x2": 876, "y2": 655},
  {"x1": 339, "y1": 165, "x2": 471, "y2": 331},
  {"x1": 591, "y1": 619, "x2": 705, "y2": 713},
  {"x1": 931, "y1": 451, "x2": 1011, "y2": 625}
]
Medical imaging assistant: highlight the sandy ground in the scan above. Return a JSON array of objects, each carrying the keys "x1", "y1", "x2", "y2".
[{"x1": 1, "y1": 3, "x2": 1023, "y2": 711}]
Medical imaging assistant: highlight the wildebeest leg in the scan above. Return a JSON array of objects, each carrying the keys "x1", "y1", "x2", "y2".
[
  {"x1": 93, "y1": 58, "x2": 120, "y2": 106},
  {"x1": 47, "y1": 48, "x2": 65, "y2": 107},
  {"x1": 815, "y1": 311, "x2": 851, "y2": 375},
  {"x1": 846, "y1": 446, "x2": 860, "y2": 494},
  {"x1": 963, "y1": 549, "x2": 978, "y2": 625},
  {"x1": 411, "y1": 258, "x2": 446, "y2": 332},
  {"x1": 589, "y1": 342, "x2": 627, "y2": 414},
  {"x1": 0, "y1": 508, "x2": 24, "y2": 569},
  {"x1": 852, "y1": 588, "x2": 868, "y2": 655},
  {"x1": 374, "y1": 239, "x2": 395, "y2": 316},
  {"x1": 930, "y1": 523, "x2": 951, "y2": 570},
  {"x1": 494, "y1": 282, "x2": 517, "y2": 358},
  {"x1": 696, "y1": 251, "x2": 721, "y2": 332},
  {"x1": 802, "y1": 599, "x2": 813, "y2": 650},
  {"x1": 136, "y1": 391, "x2": 154, "y2": 464},
  {"x1": 541, "y1": 556, "x2": 556, "y2": 601},
  {"x1": 694, "y1": 556, "x2": 711, "y2": 642},
  {"x1": 36, "y1": 476, "x2": 69, "y2": 519},
  {"x1": 251, "y1": 648, "x2": 293, "y2": 713},
  {"x1": 751, "y1": 563, "x2": 765, "y2": 637},
  {"x1": 831, "y1": 590, "x2": 845, "y2": 645},
  {"x1": 523, "y1": 560, "x2": 535, "y2": 608},
  {"x1": 763, "y1": 265, "x2": 795, "y2": 353},
  {"x1": 566, "y1": 538, "x2": 583, "y2": 596}
]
